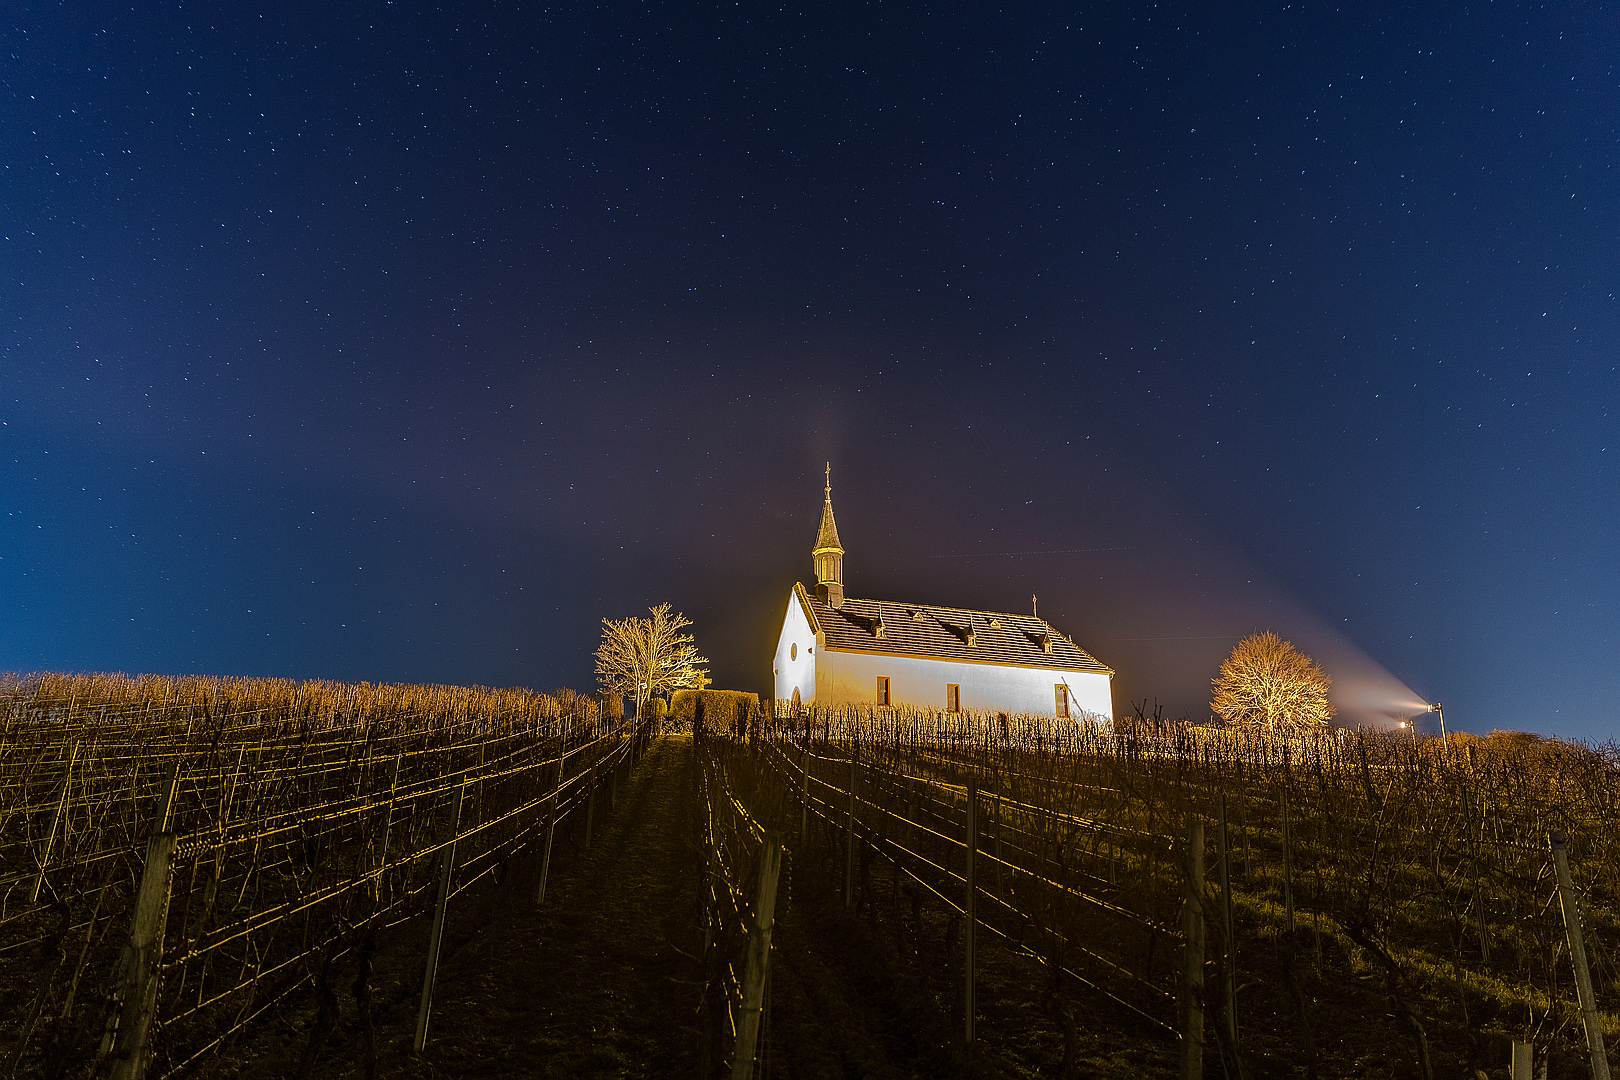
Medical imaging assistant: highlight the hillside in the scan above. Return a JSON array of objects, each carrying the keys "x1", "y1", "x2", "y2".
[{"x1": 3, "y1": 675, "x2": 1618, "y2": 1078}]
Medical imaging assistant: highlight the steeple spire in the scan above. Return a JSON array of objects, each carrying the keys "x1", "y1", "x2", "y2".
[{"x1": 813, "y1": 462, "x2": 845, "y2": 607}]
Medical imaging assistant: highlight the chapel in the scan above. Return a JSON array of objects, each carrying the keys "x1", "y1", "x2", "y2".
[{"x1": 772, "y1": 468, "x2": 1115, "y2": 722}]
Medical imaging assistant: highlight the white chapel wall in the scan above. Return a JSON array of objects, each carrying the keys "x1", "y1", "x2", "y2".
[
  {"x1": 815, "y1": 648, "x2": 1113, "y2": 722},
  {"x1": 772, "y1": 590, "x2": 817, "y2": 706}
]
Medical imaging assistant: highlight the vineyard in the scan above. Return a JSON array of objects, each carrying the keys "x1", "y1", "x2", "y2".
[
  {"x1": 5, "y1": 674, "x2": 1620, "y2": 1079},
  {"x1": 0, "y1": 674, "x2": 642, "y2": 1080},
  {"x1": 694, "y1": 709, "x2": 1620, "y2": 1079}
]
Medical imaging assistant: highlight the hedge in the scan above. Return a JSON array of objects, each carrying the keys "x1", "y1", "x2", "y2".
[{"x1": 669, "y1": 689, "x2": 760, "y2": 733}]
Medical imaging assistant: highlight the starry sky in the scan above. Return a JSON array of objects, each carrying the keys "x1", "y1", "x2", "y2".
[{"x1": 3, "y1": 3, "x2": 1616, "y2": 737}]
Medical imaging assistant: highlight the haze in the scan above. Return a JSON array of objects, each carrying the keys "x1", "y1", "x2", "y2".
[{"x1": 2, "y1": 5, "x2": 1615, "y2": 738}]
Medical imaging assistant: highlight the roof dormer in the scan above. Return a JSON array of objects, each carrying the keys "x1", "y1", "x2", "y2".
[
  {"x1": 842, "y1": 607, "x2": 886, "y2": 639},
  {"x1": 935, "y1": 612, "x2": 975, "y2": 647}
]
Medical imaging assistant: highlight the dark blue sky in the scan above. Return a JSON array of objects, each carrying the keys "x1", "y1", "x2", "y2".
[{"x1": 3, "y1": 3, "x2": 1615, "y2": 737}]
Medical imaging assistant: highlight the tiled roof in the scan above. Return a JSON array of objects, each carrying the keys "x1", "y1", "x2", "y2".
[{"x1": 795, "y1": 583, "x2": 1113, "y2": 675}]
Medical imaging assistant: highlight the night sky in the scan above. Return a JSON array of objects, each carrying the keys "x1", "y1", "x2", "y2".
[{"x1": 4, "y1": 4, "x2": 1616, "y2": 738}]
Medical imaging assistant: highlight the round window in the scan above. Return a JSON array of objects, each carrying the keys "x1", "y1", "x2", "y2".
[{"x1": 790, "y1": 643, "x2": 797, "y2": 661}]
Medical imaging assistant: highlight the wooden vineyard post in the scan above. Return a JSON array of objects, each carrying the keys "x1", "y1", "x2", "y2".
[
  {"x1": 105, "y1": 832, "x2": 176, "y2": 1080},
  {"x1": 845, "y1": 750, "x2": 857, "y2": 909},
  {"x1": 31, "y1": 739, "x2": 79, "y2": 903},
  {"x1": 1550, "y1": 834, "x2": 1610, "y2": 1080},
  {"x1": 1511, "y1": 1041, "x2": 1533, "y2": 1080},
  {"x1": 1182, "y1": 819, "x2": 1205, "y2": 1080},
  {"x1": 731, "y1": 834, "x2": 783, "y2": 1080},
  {"x1": 1217, "y1": 796, "x2": 1238, "y2": 1054},
  {"x1": 964, "y1": 781, "x2": 977, "y2": 1046},
  {"x1": 536, "y1": 754, "x2": 563, "y2": 905},
  {"x1": 101, "y1": 757, "x2": 183, "y2": 1080},
  {"x1": 415, "y1": 779, "x2": 466, "y2": 1053}
]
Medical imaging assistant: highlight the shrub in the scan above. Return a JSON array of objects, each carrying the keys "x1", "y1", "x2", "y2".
[{"x1": 670, "y1": 689, "x2": 759, "y2": 734}]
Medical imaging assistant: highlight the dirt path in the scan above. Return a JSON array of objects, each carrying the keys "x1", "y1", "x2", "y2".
[
  {"x1": 336, "y1": 735, "x2": 704, "y2": 1079},
  {"x1": 373, "y1": 735, "x2": 944, "y2": 1080}
]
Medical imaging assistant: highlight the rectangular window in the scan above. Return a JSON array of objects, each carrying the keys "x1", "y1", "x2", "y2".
[
  {"x1": 1055, "y1": 684, "x2": 1070, "y2": 719},
  {"x1": 877, "y1": 676, "x2": 891, "y2": 706},
  {"x1": 946, "y1": 684, "x2": 961, "y2": 712}
]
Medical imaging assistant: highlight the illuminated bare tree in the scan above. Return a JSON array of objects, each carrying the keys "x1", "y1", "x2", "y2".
[
  {"x1": 1211, "y1": 631, "x2": 1334, "y2": 730},
  {"x1": 595, "y1": 603, "x2": 710, "y2": 716}
]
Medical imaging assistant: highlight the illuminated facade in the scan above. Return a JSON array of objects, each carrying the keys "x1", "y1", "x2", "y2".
[{"x1": 772, "y1": 470, "x2": 1115, "y2": 722}]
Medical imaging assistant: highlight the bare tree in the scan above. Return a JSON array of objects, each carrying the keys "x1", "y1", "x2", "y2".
[
  {"x1": 1211, "y1": 631, "x2": 1334, "y2": 731},
  {"x1": 594, "y1": 603, "x2": 710, "y2": 716}
]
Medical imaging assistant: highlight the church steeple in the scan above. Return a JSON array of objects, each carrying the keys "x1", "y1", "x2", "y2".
[{"x1": 813, "y1": 462, "x2": 845, "y2": 608}]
